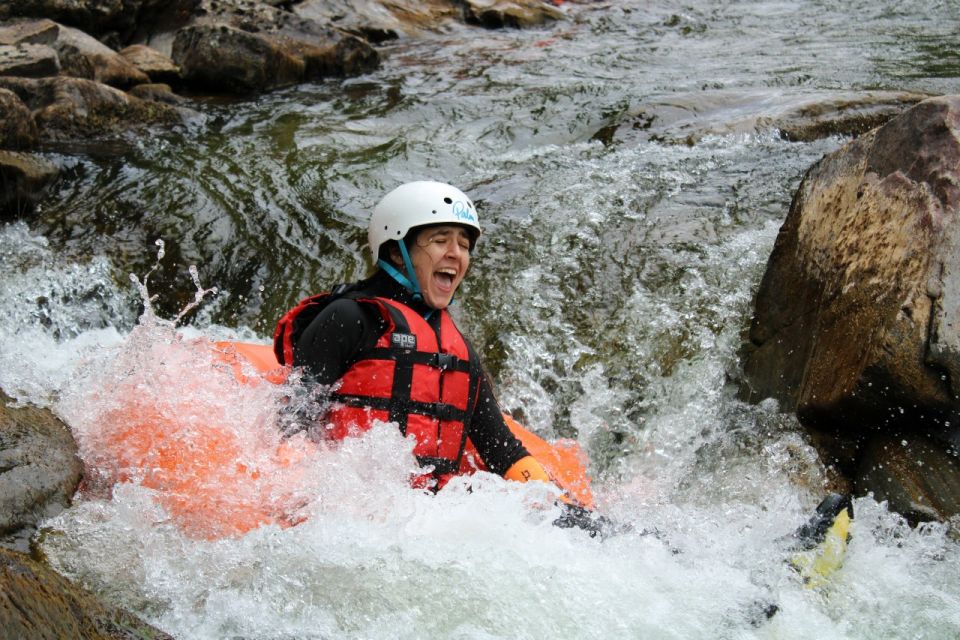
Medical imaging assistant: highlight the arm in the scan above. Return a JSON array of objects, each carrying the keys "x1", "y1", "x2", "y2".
[
  {"x1": 467, "y1": 377, "x2": 556, "y2": 487},
  {"x1": 293, "y1": 298, "x2": 382, "y2": 384}
]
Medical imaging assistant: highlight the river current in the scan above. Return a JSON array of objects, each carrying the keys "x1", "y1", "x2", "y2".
[{"x1": 2, "y1": 1, "x2": 960, "y2": 638}]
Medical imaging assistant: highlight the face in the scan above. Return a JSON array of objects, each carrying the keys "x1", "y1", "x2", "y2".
[{"x1": 392, "y1": 225, "x2": 472, "y2": 309}]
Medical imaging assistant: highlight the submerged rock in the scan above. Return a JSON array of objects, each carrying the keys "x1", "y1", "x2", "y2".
[
  {"x1": 0, "y1": 391, "x2": 81, "y2": 553},
  {"x1": 591, "y1": 90, "x2": 928, "y2": 146},
  {"x1": 462, "y1": 0, "x2": 564, "y2": 29},
  {"x1": 741, "y1": 95, "x2": 960, "y2": 523},
  {"x1": 0, "y1": 547, "x2": 174, "y2": 640}
]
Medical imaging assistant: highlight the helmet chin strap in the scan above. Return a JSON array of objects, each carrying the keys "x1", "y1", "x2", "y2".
[
  {"x1": 378, "y1": 241, "x2": 423, "y2": 302},
  {"x1": 378, "y1": 241, "x2": 458, "y2": 319}
]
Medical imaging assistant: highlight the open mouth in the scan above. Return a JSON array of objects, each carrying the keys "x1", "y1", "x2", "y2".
[{"x1": 434, "y1": 268, "x2": 457, "y2": 292}]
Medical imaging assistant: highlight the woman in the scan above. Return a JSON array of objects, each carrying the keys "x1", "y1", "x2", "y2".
[{"x1": 273, "y1": 181, "x2": 560, "y2": 491}]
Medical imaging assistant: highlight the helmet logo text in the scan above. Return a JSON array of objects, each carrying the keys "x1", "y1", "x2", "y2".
[{"x1": 452, "y1": 201, "x2": 476, "y2": 223}]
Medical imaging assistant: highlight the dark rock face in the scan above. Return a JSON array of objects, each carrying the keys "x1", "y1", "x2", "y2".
[
  {"x1": 0, "y1": 392, "x2": 82, "y2": 553},
  {"x1": 741, "y1": 96, "x2": 960, "y2": 524},
  {"x1": 0, "y1": 547, "x2": 175, "y2": 640}
]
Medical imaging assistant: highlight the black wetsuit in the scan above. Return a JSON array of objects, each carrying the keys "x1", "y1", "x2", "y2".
[{"x1": 292, "y1": 270, "x2": 529, "y2": 476}]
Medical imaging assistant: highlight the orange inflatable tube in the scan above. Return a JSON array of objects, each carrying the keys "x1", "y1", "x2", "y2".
[
  {"x1": 215, "y1": 342, "x2": 595, "y2": 509},
  {"x1": 97, "y1": 340, "x2": 593, "y2": 539}
]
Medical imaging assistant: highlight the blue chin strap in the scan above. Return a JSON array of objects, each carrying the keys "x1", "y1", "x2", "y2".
[
  {"x1": 378, "y1": 240, "x2": 424, "y2": 300},
  {"x1": 379, "y1": 240, "x2": 459, "y2": 320}
]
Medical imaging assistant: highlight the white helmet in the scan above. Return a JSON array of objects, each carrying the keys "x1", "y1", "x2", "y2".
[{"x1": 368, "y1": 180, "x2": 481, "y2": 261}]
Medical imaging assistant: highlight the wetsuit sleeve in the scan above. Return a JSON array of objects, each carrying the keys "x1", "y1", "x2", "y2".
[
  {"x1": 293, "y1": 298, "x2": 383, "y2": 385},
  {"x1": 467, "y1": 376, "x2": 530, "y2": 476}
]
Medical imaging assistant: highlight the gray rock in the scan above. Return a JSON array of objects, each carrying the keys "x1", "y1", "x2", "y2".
[
  {"x1": 0, "y1": 42, "x2": 60, "y2": 78},
  {"x1": 0, "y1": 391, "x2": 81, "y2": 553},
  {"x1": 0, "y1": 18, "x2": 60, "y2": 46}
]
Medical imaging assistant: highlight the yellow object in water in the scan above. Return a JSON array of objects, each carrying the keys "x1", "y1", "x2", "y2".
[{"x1": 789, "y1": 493, "x2": 853, "y2": 587}]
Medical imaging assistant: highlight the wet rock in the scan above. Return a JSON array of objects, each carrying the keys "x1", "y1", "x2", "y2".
[
  {"x1": 0, "y1": 18, "x2": 60, "y2": 46},
  {"x1": 127, "y1": 82, "x2": 190, "y2": 106},
  {"x1": 172, "y1": 20, "x2": 378, "y2": 94},
  {"x1": 0, "y1": 87, "x2": 38, "y2": 149},
  {"x1": 0, "y1": 43, "x2": 60, "y2": 78},
  {"x1": 118, "y1": 44, "x2": 181, "y2": 84},
  {"x1": 0, "y1": 547, "x2": 175, "y2": 640},
  {"x1": 462, "y1": 0, "x2": 564, "y2": 29},
  {"x1": 741, "y1": 95, "x2": 960, "y2": 522},
  {"x1": 0, "y1": 391, "x2": 81, "y2": 553},
  {"x1": 52, "y1": 23, "x2": 150, "y2": 88},
  {"x1": 776, "y1": 93, "x2": 930, "y2": 142},
  {"x1": 172, "y1": 23, "x2": 305, "y2": 93},
  {"x1": 0, "y1": 76, "x2": 195, "y2": 144},
  {"x1": 857, "y1": 432, "x2": 960, "y2": 526},
  {"x1": 591, "y1": 90, "x2": 928, "y2": 146}
]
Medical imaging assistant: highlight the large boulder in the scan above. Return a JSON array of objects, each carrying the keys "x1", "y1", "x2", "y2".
[
  {"x1": 172, "y1": 21, "x2": 378, "y2": 93},
  {"x1": 0, "y1": 392, "x2": 81, "y2": 553},
  {"x1": 741, "y1": 95, "x2": 960, "y2": 524},
  {"x1": 0, "y1": 548, "x2": 174, "y2": 639},
  {"x1": 171, "y1": 23, "x2": 305, "y2": 93}
]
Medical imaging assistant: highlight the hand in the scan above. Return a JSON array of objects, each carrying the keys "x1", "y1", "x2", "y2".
[{"x1": 552, "y1": 502, "x2": 626, "y2": 539}]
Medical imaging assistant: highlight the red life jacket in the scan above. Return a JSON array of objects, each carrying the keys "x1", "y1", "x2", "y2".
[{"x1": 274, "y1": 288, "x2": 481, "y2": 482}]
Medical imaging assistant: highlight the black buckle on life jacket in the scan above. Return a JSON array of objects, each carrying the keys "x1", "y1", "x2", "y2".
[
  {"x1": 434, "y1": 353, "x2": 459, "y2": 371},
  {"x1": 417, "y1": 401, "x2": 462, "y2": 422}
]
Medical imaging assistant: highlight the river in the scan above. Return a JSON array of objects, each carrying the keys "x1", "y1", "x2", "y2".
[{"x1": 2, "y1": 1, "x2": 959, "y2": 638}]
